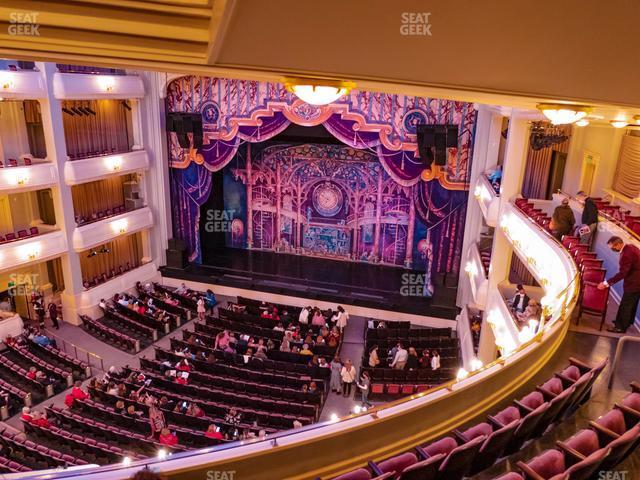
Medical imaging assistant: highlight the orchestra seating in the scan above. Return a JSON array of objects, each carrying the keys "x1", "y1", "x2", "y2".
[
  {"x1": 360, "y1": 322, "x2": 459, "y2": 397},
  {"x1": 27, "y1": 340, "x2": 91, "y2": 380},
  {"x1": 331, "y1": 357, "x2": 608, "y2": 480},
  {"x1": 80, "y1": 315, "x2": 141, "y2": 353},
  {"x1": 515, "y1": 198, "x2": 611, "y2": 330},
  {"x1": 4, "y1": 343, "x2": 73, "y2": 389}
]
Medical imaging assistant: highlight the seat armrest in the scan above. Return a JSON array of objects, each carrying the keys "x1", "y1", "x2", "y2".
[
  {"x1": 415, "y1": 445, "x2": 429, "y2": 460},
  {"x1": 513, "y1": 399, "x2": 534, "y2": 414},
  {"x1": 452, "y1": 429, "x2": 469, "y2": 444},
  {"x1": 589, "y1": 421, "x2": 620, "y2": 441},
  {"x1": 568, "y1": 357, "x2": 591, "y2": 373},
  {"x1": 516, "y1": 460, "x2": 546, "y2": 480},
  {"x1": 554, "y1": 372, "x2": 577, "y2": 388},
  {"x1": 556, "y1": 441, "x2": 586, "y2": 464},
  {"x1": 630, "y1": 381, "x2": 640, "y2": 393},
  {"x1": 536, "y1": 386, "x2": 557, "y2": 401},
  {"x1": 487, "y1": 415, "x2": 504, "y2": 429},
  {"x1": 368, "y1": 460, "x2": 383, "y2": 476}
]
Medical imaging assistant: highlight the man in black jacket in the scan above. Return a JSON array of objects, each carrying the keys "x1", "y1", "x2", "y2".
[{"x1": 576, "y1": 191, "x2": 598, "y2": 245}]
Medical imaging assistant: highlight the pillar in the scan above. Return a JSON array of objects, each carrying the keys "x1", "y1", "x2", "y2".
[
  {"x1": 246, "y1": 143, "x2": 253, "y2": 249},
  {"x1": 404, "y1": 186, "x2": 416, "y2": 268},
  {"x1": 478, "y1": 110, "x2": 531, "y2": 364},
  {"x1": 37, "y1": 62, "x2": 85, "y2": 325},
  {"x1": 373, "y1": 171, "x2": 383, "y2": 259}
]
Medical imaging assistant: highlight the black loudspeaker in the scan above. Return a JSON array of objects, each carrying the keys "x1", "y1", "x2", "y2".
[
  {"x1": 166, "y1": 112, "x2": 203, "y2": 149},
  {"x1": 192, "y1": 116, "x2": 203, "y2": 148},
  {"x1": 446, "y1": 125, "x2": 459, "y2": 148},
  {"x1": 417, "y1": 125, "x2": 436, "y2": 168},
  {"x1": 434, "y1": 125, "x2": 447, "y2": 166},
  {"x1": 166, "y1": 248, "x2": 188, "y2": 269},
  {"x1": 168, "y1": 238, "x2": 186, "y2": 251}
]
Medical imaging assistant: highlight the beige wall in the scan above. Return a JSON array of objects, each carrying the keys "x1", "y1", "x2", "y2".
[{"x1": 563, "y1": 125, "x2": 625, "y2": 197}]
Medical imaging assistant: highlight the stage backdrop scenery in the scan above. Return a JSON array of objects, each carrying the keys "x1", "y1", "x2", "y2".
[{"x1": 166, "y1": 76, "x2": 477, "y2": 294}]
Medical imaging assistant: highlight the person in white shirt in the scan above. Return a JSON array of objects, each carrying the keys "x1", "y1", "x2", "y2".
[
  {"x1": 298, "y1": 306, "x2": 310, "y2": 325},
  {"x1": 340, "y1": 359, "x2": 357, "y2": 397},
  {"x1": 391, "y1": 343, "x2": 408, "y2": 370},
  {"x1": 430, "y1": 350, "x2": 441, "y2": 370},
  {"x1": 175, "y1": 283, "x2": 188, "y2": 295},
  {"x1": 332, "y1": 306, "x2": 349, "y2": 331}
]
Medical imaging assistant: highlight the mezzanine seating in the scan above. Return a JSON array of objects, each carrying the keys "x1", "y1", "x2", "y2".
[
  {"x1": 0, "y1": 354, "x2": 54, "y2": 401},
  {"x1": 4, "y1": 343, "x2": 72, "y2": 389},
  {"x1": 331, "y1": 357, "x2": 608, "y2": 480},
  {"x1": 0, "y1": 226, "x2": 39, "y2": 244},
  {"x1": 29, "y1": 340, "x2": 91, "y2": 380},
  {"x1": 80, "y1": 315, "x2": 140, "y2": 353}
]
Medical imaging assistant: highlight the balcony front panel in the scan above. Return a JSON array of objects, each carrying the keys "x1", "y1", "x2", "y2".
[
  {"x1": 0, "y1": 230, "x2": 67, "y2": 273},
  {"x1": 53, "y1": 72, "x2": 145, "y2": 99},
  {"x1": 72, "y1": 207, "x2": 153, "y2": 251},
  {"x1": 0, "y1": 70, "x2": 46, "y2": 99},
  {"x1": 473, "y1": 174, "x2": 500, "y2": 226},
  {"x1": 63, "y1": 150, "x2": 149, "y2": 185},
  {"x1": 464, "y1": 242, "x2": 489, "y2": 308},
  {"x1": 0, "y1": 162, "x2": 58, "y2": 193}
]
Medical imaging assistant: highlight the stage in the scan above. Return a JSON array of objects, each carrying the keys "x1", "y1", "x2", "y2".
[{"x1": 161, "y1": 248, "x2": 460, "y2": 319}]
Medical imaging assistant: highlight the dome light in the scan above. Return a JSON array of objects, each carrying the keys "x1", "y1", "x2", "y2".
[
  {"x1": 536, "y1": 103, "x2": 592, "y2": 125},
  {"x1": 284, "y1": 77, "x2": 355, "y2": 105},
  {"x1": 575, "y1": 119, "x2": 589, "y2": 127},
  {"x1": 633, "y1": 115, "x2": 640, "y2": 125},
  {"x1": 610, "y1": 120, "x2": 628, "y2": 129}
]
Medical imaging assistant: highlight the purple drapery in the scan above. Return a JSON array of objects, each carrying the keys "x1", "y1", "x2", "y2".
[{"x1": 170, "y1": 162, "x2": 213, "y2": 263}]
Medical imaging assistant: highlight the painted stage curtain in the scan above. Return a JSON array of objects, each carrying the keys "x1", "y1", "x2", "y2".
[
  {"x1": 71, "y1": 175, "x2": 131, "y2": 219},
  {"x1": 79, "y1": 233, "x2": 142, "y2": 283},
  {"x1": 166, "y1": 76, "x2": 477, "y2": 263},
  {"x1": 613, "y1": 134, "x2": 640, "y2": 199},
  {"x1": 62, "y1": 99, "x2": 132, "y2": 159}
]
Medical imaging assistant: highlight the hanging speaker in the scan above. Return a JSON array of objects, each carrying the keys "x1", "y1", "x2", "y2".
[
  {"x1": 416, "y1": 125, "x2": 436, "y2": 168},
  {"x1": 434, "y1": 125, "x2": 447, "y2": 166},
  {"x1": 192, "y1": 115, "x2": 203, "y2": 148},
  {"x1": 446, "y1": 125, "x2": 459, "y2": 148}
]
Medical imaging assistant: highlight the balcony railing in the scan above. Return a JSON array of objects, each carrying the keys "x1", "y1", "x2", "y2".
[
  {"x1": 463, "y1": 242, "x2": 489, "y2": 308},
  {"x1": 53, "y1": 72, "x2": 145, "y2": 99},
  {"x1": 0, "y1": 230, "x2": 68, "y2": 273},
  {"x1": 64, "y1": 149, "x2": 149, "y2": 185},
  {"x1": 0, "y1": 160, "x2": 57, "y2": 193},
  {"x1": 71, "y1": 207, "x2": 153, "y2": 252},
  {"x1": 0, "y1": 69, "x2": 46, "y2": 99},
  {"x1": 473, "y1": 173, "x2": 501, "y2": 226}
]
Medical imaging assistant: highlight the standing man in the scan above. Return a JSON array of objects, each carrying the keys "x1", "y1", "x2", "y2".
[
  {"x1": 47, "y1": 301, "x2": 59, "y2": 330},
  {"x1": 598, "y1": 236, "x2": 640, "y2": 333},
  {"x1": 511, "y1": 284, "x2": 530, "y2": 313},
  {"x1": 576, "y1": 191, "x2": 598, "y2": 245},
  {"x1": 551, "y1": 198, "x2": 576, "y2": 241}
]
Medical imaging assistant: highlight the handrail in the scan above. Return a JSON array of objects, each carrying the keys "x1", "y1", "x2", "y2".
[
  {"x1": 607, "y1": 335, "x2": 640, "y2": 389},
  {"x1": 44, "y1": 328, "x2": 104, "y2": 372}
]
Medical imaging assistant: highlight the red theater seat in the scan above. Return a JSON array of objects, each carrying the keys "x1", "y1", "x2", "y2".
[{"x1": 577, "y1": 282, "x2": 609, "y2": 330}]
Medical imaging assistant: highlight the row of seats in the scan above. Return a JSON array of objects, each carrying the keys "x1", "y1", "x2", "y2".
[
  {"x1": 332, "y1": 357, "x2": 607, "y2": 480},
  {"x1": 83, "y1": 262, "x2": 138, "y2": 290},
  {"x1": 5, "y1": 343, "x2": 71, "y2": 386},
  {"x1": 0, "y1": 354, "x2": 51, "y2": 400},
  {"x1": 75, "y1": 204, "x2": 129, "y2": 226},
  {"x1": 365, "y1": 327, "x2": 453, "y2": 340},
  {"x1": 57, "y1": 64, "x2": 126, "y2": 75},
  {"x1": 135, "y1": 287, "x2": 191, "y2": 319},
  {"x1": 121, "y1": 365, "x2": 319, "y2": 421},
  {"x1": 80, "y1": 315, "x2": 140, "y2": 353},
  {"x1": 45, "y1": 405, "x2": 186, "y2": 456},
  {"x1": 590, "y1": 196, "x2": 640, "y2": 236},
  {"x1": 89, "y1": 385, "x2": 276, "y2": 437},
  {"x1": 0, "y1": 454, "x2": 32, "y2": 474},
  {"x1": 0, "y1": 157, "x2": 34, "y2": 168},
  {"x1": 219, "y1": 307, "x2": 327, "y2": 336},
  {"x1": 114, "y1": 299, "x2": 181, "y2": 331},
  {"x1": 493, "y1": 382, "x2": 640, "y2": 480},
  {"x1": 30, "y1": 340, "x2": 90, "y2": 380},
  {"x1": 74, "y1": 397, "x2": 219, "y2": 450},
  {"x1": 0, "y1": 377, "x2": 30, "y2": 413},
  {"x1": 106, "y1": 305, "x2": 159, "y2": 340},
  {"x1": 154, "y1": 282, "x2": 199, "y2": 310},
  {"x1": 0, "y1": 428, "x2": 88, "y2": 471},
  {"x1": 0, "y1": 226, "x2": 39, "y2": 244}
]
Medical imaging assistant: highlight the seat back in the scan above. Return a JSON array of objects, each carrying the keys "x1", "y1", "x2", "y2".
[
  {"x1": 438, "y1": 435, "x2": 485, "y2": 480},
  {"x1": 581, "y1": 282, "x2": 609, "y2": 313},
  {"x1": 470, "y1": 420, "x2": 518, "y2": 475},
  {"x1": 332, "y1": 468, "x2": 372, "y2": 480},
  {"x1": 375, "y1": 452, "x2": 417, "y2": 476},
  {"x1": 601, "y1": 424, "x2": 640, "y2": 469},
  {"x1": 564, "y1": 447, "x2": 610, "y2": 480},
  {"x1": 397, "y1": 453, "x2": 445, "y2": 480},
  {"x1": 507, "y1": 402, "x2": 549, "y2": 453},
  {"x1": 581, "y1": 268, "x2": 606, "y2": 284}
]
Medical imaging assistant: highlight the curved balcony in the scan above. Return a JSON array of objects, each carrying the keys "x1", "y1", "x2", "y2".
[
  {"x1": 38, "y1": 200, "x2": 581, "y2": 480},
  {"x1": 0, "y1": 69, "x2": 46, "y2": 99},
  {"x1": 71, "y1": 207, "x2": 153, "y2": 252},
  {"x1": 473, "y1": 173, "x2": 501, "y2": 226},
  {"x1": 0, "y1": 230, "x2": 67, "y2": 273},
  {"x1": 0, "y1": 161, "x2": 57, "y2": 193},
  {"x1": 463, "y1": 242, "x2": 489, "y2": 308},
  {"x1": 63, "y1": 150, "x2": 149, "y2": 185},
  {"x1": 53, "y1": 72, "x2": 145, "y2": 100}
]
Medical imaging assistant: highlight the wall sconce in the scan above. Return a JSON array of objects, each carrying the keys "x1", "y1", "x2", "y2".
[
  {"x1": 464, "y1": 261, "x2": 477, "y2": 277},
  {"x1": 456, "y1": 368, "x2": 469, "y2": 380},
  {"x1": 105, "y1": 156, "x2": 123, "y2": 172},
  {"x1": 6, "y1": 169, "x2": 29, "y2": 186},
  {"x1": 610, "y1": 120, "x2": 628, "y2": 129},
  {"x1": 19, "y1": 244, "x2": 39, "y2": 261},
  {"x1": 0, "y1": 72, "x2": 15, "y2": 91},
  {"x1": 473, "y1": 185, "x2": 482, "y2": 199},
  {"x1": 97, "y1": 76, "x2": 116, "y2": 93},
  {"x1": 469, "y1": 358, "x2": 483, "y2": 371},
  {"x1": 111, "y1": 218, "x2": 128, "y2": 234}
]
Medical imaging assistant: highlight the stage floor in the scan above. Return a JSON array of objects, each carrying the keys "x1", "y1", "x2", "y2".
[{"x1": 161, "y1": 248, "x2": 460, "y2": 318}]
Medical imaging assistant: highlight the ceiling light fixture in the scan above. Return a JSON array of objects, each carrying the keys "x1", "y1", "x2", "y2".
[
  {"x1": 536, "y1": 103, "x2": 592, "y2": 125},
  {"x1": 575, "y1": 119, "x2": 590, "y2": 127},
  {"x1": 610, "y1": 120, "x2": 628, "y2": 129},
  {"x1": 632, "y1": 115, "x2": 640, "y2": 125},
  {"x1": 284, "y1": 77, "x2": 355, "y2": 105}
]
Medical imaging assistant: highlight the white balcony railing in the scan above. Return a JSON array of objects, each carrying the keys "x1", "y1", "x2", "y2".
[
  {"x1": 0, "y1": 70, "x2": 46, "y2": 99},
  {"x1": 463, "y1": 242, "x2": 489, "y2": 308},
  {"x1": 63, "y1": 149, "x2": 149, "y2": 185},
  {"x1": 0, "y1": 162, "x2": 58, "y2": 193},
  {"x1": 71, "y1": 207, "x2": 153, "y2": 251},
  {"x1": 0, "y1": 230, "x2": 68, "y2": 273},
  {"x1": 53, "y1": 72, "x2": 145, "y2": 99},
  {"x1": 473, "y1": 174, "x2": 500, "y2": 226}
]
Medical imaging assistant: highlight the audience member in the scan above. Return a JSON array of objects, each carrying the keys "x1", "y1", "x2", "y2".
[
  {"x1": 431, "y1": 350, "x2": 441, "y2": 370},
  {"x1": 406, "y1": 347, "x2": 419, "y2": 370},
  {"x1": 158, "y1": 428, "x2": 178, "y2": 446},
  {"x1": 368, "y1": 345, "x2": 380, "y2": 368},
  {"x1": 390, "y1": 343, "x2": 408, "y2": 370},
  {"x1": 330, "y1": 356, "x2": 342, "y2": 393},
  {"x1": 551, "y1": 197, "x2": 576, "y2": 240},
  {"x1": 511, "y1": 284, "x2": 530, "y2": 313},
  {"x1": 356, "y1": 371, "x2": 372, "y2": 408},
  {"x1": 340, "y1": 359, "x2": 356, "y2": 397}
]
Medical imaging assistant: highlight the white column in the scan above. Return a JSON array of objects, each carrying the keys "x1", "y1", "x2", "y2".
[
  {"x1": 36, "y1": 62, "x2": 84, "y2": 325},
  {"x1": 456, "y1": 106, "x2": 504, "y2": 307},
  {"x1": 138, "y1": 71, "x2": 171, "y2": 267},
  {"x1": 478, "y1": 110, "x2": 531, "y2": 363}
]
